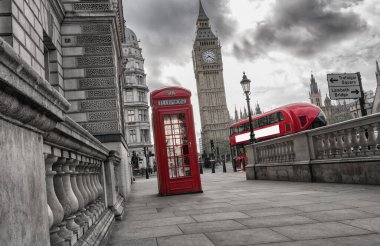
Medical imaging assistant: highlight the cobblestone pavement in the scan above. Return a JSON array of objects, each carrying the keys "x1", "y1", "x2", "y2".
[{"x1": 108, "y1": 169, "x2": 380, "y2": 246}]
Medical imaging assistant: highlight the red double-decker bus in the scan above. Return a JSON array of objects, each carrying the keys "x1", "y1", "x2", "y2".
[{"x1": 230, "y1": 103, "x2": 327, "y2": 170}]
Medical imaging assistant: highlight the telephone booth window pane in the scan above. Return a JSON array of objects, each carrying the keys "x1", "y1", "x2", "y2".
[
  {"x1": 183, "y1": 145, "x2": 189, "y2": 155},
  {"x1": 180, "y1": 125, "x2": 187, "y2": 135},
  {"x1": 182, "y1": 137, "x2": 188, "y2": 144},
  {"x1": 167, "y1": 147, "x2": 174, "y2": 157},
  {"x1": 163, "y1": 112, "x2": 192, "y2": 179},
  {"x1": 175, "y1": 138, "x2": 182, "y2": 145},
  {"x1": 165, "y1": 125, "x2": 172, "y2": 135},
  {"x1": 174, "y1": 146, "x2": 182, "y2": 156},
  {"x1": 171, "y1": 115, "x2": 178, "y2": 124},
  {"x1": 168, "y1": 157, "x2": 175, "y2": 168},
  {"x1": 177, "y1": 167, "x2": 184, "y2": 177},
  {"x1": 166, "y1": 137, "x2": 173, "y2": 145},
  {"x1": 178, "y1": 113, "x2": 185, "y2": 123},
  {"x1": 170, "y1": 168, "x2": 176, "y2": 178},
  {"x1": 164, "y1": 115, "x2": 171, "y2": 124},
  {"x1": 185, "y1": 167, "x2": 191, "y2": 176},
  {"x1": 184, "y1": 155, "x2": 190, "y2": 165}
]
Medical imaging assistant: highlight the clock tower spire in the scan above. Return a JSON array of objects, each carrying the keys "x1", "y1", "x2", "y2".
[{"x1": 192, "y1": 1, "x2": 230, "y2": 155}]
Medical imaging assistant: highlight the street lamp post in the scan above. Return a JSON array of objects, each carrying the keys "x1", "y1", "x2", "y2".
[
  {"x1": 240, "y1": 72, "x2": 256, "y2": 143},
  {"x1": 144, "y1": 147, "x2": 149, "y2": 179}
]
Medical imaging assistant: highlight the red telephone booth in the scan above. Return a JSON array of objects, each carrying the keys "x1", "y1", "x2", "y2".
[{"x1": 151, "y1": 87, "x2": 203, "y2": 195}]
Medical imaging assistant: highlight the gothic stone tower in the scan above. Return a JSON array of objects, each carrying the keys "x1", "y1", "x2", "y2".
[
  {"x1": 192, "y1": 0, "x2": 230, "y2": 155},
  {"x1": 309, "y1": 74, "x2": 322, "y2": 107}
]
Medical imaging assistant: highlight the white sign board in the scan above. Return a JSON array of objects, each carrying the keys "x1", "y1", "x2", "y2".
[
  {"x1": 327, "y1": 73, "x2": 362, "y2": 100},
  {"x1": 329, "y1": 85, "x2": 361, "y2": 100}
]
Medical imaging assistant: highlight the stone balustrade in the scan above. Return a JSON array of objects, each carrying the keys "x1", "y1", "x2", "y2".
[
  {"x1": 43, "y1": 118, "x2": 123, "y2": 246},
  {"x1": 246, "y1": 113, "x2": 380, "y2": 184}
]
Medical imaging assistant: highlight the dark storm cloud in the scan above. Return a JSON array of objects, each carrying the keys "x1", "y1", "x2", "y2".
[
  {"x1": 124, "y1": 0, "x2": 237, "y2": 89},
  {"x1": 233, "y1": 0, "x2": 367, "y2": 60}
]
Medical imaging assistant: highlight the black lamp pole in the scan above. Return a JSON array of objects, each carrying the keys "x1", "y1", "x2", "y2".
[
  {"x1": 240, "y1": 72, "x2": 256, "y2": 143},
  {"x1": 144, "y1": 147, "x2": 149, "y2": 179}
]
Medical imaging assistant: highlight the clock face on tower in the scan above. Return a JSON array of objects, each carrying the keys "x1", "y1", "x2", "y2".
[{"x1": 202, "y1": 50, "x2": 216, "y2": 63}]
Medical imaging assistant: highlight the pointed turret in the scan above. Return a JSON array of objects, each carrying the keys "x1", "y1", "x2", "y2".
[
  {"x1": 376, "y1": 60, "x2": 380, "y2": 73},
  {"x1": 309, "y1": 73, "x2": 322, "y2": 107},
  {"x1": 310, "y1": 74, "x2": 318, "y2": 94},
  {"x1": 195, "y1": 0, "x2": 216, "y2": 39},
  {"x1": 234, "y1": 106, "x2": 239, "y2": 122},
  {"x1": 255, "y1": 102, "x2": 262, "y2": 115},
  {"x1": 198, "y1": 0, "x2": 209, "y2": 21}
]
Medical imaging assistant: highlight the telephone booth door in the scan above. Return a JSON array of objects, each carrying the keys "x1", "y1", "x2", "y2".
[{"x1": 151, "y1": 87, "x2": 202, "y2": 195}]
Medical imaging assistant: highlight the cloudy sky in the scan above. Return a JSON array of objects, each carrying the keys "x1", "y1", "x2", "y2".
[{"x1": 123, "y1": 0, "x2": 380, "y2": 140}]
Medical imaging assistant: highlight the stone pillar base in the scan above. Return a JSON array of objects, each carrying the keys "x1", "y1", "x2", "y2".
[
  {"x1": 111, "y1": 195, "x2": 125, "y2": 221},
  {"x1": 75, "y1": 209, "x2": 114, "y2": 246}
]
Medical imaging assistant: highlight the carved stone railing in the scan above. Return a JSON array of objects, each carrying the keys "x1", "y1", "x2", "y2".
[
  {"x1": 43, "y1": 118, "x2": 124, "y2": 245},
  {"x1": 246, "y1": 113, "x2": 380, "y2": 184}
]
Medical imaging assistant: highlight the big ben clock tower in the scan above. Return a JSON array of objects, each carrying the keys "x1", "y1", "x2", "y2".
[{"x1": 192, "y1": 0, "x2": 230, "y2": 155}]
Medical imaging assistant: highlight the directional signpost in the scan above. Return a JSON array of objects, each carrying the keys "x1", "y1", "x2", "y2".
[{"x1": 327, "y1": 72, "x2": 367, "y2": 116}]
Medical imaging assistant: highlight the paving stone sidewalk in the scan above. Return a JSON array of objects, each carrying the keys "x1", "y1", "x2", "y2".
[{"x1": 108, "y1": 171, "x2": 380, "y2": 246}]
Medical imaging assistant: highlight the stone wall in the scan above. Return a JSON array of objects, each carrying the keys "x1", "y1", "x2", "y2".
[
  {"x1": 246, "y1": 113, "x2": 380, "y2": 185},
  {"x1": 0, "y1": 117, "x2": 50, "y2": 245},
  {"x1": 61, "y1": 0, "x2": 126, "y2": 138}
]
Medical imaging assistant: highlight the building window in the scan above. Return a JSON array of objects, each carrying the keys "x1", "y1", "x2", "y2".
[
  {"x1": 127, "y1": 110, "x2": 135, "y2": 122},
  {"x1": 129, "y1": 129, "x2": 137, "y2": 143},
  {"x1": 137, "y1": 76, "x2": 144, "y2": 85},
  {"x1": 138, "y1": 109, "x2": 147, "y2": 121},
  {"x1": 140, "y1": 129, "x2": 149, "y2": 143},
  {"x1": 138, "y1": 91, "x2": 146, "y2": 102},
  {"x1": 125, "y1": 90, "x2": 133, "y2": 102}
]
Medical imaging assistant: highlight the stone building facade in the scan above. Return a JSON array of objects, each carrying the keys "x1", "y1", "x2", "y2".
[
  {"x1": 349, "y1": 90, "x2": 375, "y2": 118},
  {"x1": 0, "y1": 0, "x2": 132, "y2": 245},
  {"x1": 122, "y1": 27, "x2": 152, "y2": 170},
  {"x1": 192, "y1": 1, "x2": 230, "y2": 155}
]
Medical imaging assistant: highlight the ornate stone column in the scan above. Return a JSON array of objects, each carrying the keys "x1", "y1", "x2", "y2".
[
  {"x1": 77, "y1": 161, "x2": 90, "y2": 206},
  {"x1": 45, "y1": 154, "x2": 66, "y2": 246},
  {"x1": 89, "y1": 161, "x2": 103, "y2": 214},
  {"x1": 95, "y1": 161, "x2": 105, "y2": 209},
  {"x1": 104, "y1": 151, "x2": 125, "y2": 219},
  {"x1": 61, "y1": 158, "x2": 81, "y2": 241},
  {"x1": 69, "y1": 159, "x2": 87, "y2": 236},
  {"x1": 96, "y1": 161, "x2": 104, "y2": 197},
  {"x1": 83, "y1": 160, "x2": 100, "y2": 219},
  {"x1": 84, "y1": 161, "x2": 96, "y2": 203},
  {"x1": 77, "y1": 160, "x2": 94, "y2": 226},
  {"x1": 52, "y1": 157, "x2": 75, "y2": 245}
]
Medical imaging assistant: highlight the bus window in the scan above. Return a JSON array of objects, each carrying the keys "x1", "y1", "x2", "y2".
[
  {"x1": 244, "y1": 122, "x2": 250, "y2": 131},
  {"x1": 268, "y1": 114, "x2": 276, "y2": 124},
  {"x1": 277, "y1": 112, "x2": 284, "y2": 121},
  {"x1": 238, "y1": 124, "x2": 245, "y2": 133},
  {"x1": 258, "y1": 117, "x2": 267, "y2": 127},
  {"x1": 252, "y1": 120, "x2": 258, "y2": 129}
]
